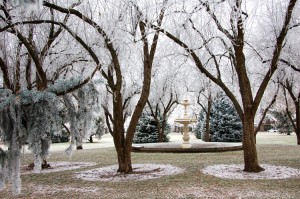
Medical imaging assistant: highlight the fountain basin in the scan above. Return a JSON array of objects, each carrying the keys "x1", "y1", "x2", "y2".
[
  {"x1": 175, "y1": 118, "x2": 197, "y2": 124},
  {"x1": 132, "y1": 142, "x2": 243, "y2": 153}
]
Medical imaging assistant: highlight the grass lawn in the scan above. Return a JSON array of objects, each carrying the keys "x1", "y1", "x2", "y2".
[
  {"x1": 256, "y1": 131, "x2": 297, "y2": 145},
  {"x1": 1, "y1": 132, "x2": 299, "y2": 199}
]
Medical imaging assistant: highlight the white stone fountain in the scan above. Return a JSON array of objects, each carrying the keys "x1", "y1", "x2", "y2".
[{"x1": 175, "y1": 99, "x2": 197, "y2": 148}]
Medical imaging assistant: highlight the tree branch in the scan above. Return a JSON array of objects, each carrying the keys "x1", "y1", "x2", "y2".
[{"x1": 253, "y1": 0, "x2": 298, "y2": 113}]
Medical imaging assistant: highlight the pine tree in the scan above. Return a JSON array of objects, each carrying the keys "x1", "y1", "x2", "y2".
[
  {"x1": 89, "y1": 117, "x2": 106, "y2": 143},
  {"x1": 133, "y1": 112, "x2": 170, "y2": 143},
  {"x1": 208, "y1": 94, "x2": 243, "y2": 142},
  {"x1": 194, "y1": 109, "x2": 205, "y2": 139},
  {"x1": 273, "y1": 111, "x2": 293, "y2": 135}
]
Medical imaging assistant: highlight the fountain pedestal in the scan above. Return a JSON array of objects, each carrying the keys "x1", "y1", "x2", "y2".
[{"x1": 175, "y1": 100, "x2": 197, "y2": 148}]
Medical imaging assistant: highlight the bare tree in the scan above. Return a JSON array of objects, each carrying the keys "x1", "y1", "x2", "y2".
[
  {"x1": 147, "y1": 89, "x2": 178, "y2": 142},
  {"x1": 280, "y1": 75, "x2": 300, "y2": 144},
  {"x1": 43, "y1": 0, "x2": 169, "y2": 173},
  {"x1": 153, "y1": 0, "x2": 298, "y2": 172},
  {"x1": 196, "y1": 85, "x2": 213, "y2": 142}
]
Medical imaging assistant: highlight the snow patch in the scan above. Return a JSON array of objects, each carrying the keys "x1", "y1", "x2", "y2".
[
  {"x1": 21, "y1": 162, "x2": 97, "y2": 174},
  {"x1": 75, "y1": 163, "x2": 185, "y2": 182},
  {"x1": 202, "y1": 164, "x2": 300, "y2": 179}
]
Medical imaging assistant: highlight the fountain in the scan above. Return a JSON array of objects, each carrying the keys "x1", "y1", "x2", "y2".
[
  {"x1": 132, "y1": 99, "x2": 243, "y2": 153},
  {"x1": 175, "y1": 99, "x2": 197, "y2": 148}
]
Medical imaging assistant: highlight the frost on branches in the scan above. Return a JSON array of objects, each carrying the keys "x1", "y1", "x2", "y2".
[
  {"x1": 0, "y1": 80, "x2": 99, "y2": 194},
  {"x1": 63, "y1": 83, "x2": 99, "y2": 153},
  {"x1": 0, "y1": 89, "x2": 59, "y2": 194},
  {"x1": 194, "y1": 109, "x2": 206, "y2": 140}
]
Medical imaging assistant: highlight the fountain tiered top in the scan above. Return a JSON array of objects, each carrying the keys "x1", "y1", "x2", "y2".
[{"x1": 175, "y1": 99, "x2": 197, "y2": 124}]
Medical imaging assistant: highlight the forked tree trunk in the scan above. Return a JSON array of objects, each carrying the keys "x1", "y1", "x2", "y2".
[{"x1": 242, "y1": 114, "x2": 264, "y2": 172}]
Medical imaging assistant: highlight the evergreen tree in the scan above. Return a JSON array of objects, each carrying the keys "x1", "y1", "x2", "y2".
[
  {"x1": 133, "y1": 112, "x2": 170, "y2": 143},
  {"x1": 208, "y1": 95, "x2": 243, "y2": 142},
  {"x1": 273, "y1": 111, "x2": 293, "y2": 135},
  {"x1": 89, "y1": 117, "x2": 106, "y2": 143},
  {"x1": 194, "y1": 109, "x2": 205, "y2": 139}
]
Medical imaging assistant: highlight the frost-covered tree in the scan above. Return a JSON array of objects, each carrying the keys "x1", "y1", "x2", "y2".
[
  {"x1": 280, "y1": 78, "x2": 300, "y2": 141},
  {"x1": 271, "y1": 110, "x2": 293, "y2": 135},
  {"x1": 277, "y1": 42, "x2": 300, "y2": 143},
  {"x1": 147, "y1": 76, "x2": 178, "y2": 142},
  {"x1": 42, "y1": 0, "x2": 170, "y2": 174},
  {"x1": 157, "y1": 0, "x2": 299, "y2": 172},
  {"x1": 0, "y1": 1, "x2": 99, "y2": 194},
  {"x1": 62, "y1": 83, "x2": 99, "y2": 151},
  {"x1": 89, "y1": 116, "x2": 106, "y2": 143},
  {"x1": 193, "y1": 80, "x2": 219, "y2": 142},
  {"x1": 133, "y1": 112, "x2": 170, "y2": 143},
  {"x1": 194, "y1": 108, "x2": 205, "y2": 139},
  {"x1": 209, "y1": 94, "x2": 243, "y2": 142},
  {"x1": 0, "y1": 90, "x2": 60, "y2": 194}
]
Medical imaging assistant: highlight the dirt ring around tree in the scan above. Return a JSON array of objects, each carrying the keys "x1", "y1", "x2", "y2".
[
  {"x1": 202, "y1": 164, "x2": 300, "y2": 180},
  {"x1": 74, "y1": 163, "x2": 185, "y2": 182}
]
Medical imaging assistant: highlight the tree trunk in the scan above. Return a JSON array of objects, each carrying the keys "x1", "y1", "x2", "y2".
[
  {"x1": 116, "y1": 146, "x2": 132, "y2": 174},
  {"x1": 76, "y1": 137, "x2": 83, "y2": 150},
  {"x1": 113, "y1": 92, "x2": 129, "y2": 172},
  {"x1": 160, "y1": 115, "x2": 167, "y2": 142},
  {"x1": 204, "y1": 94, "x2": 211, "y2": 142},
  {"x1": 89, "y1": 135, "x2": 93, "y2": 143},
  {"x1": 158, "y1": 129, "x2": 163, "y2": 142},
  {"x1": 242, "y1": 114, "x2": 264, "y2": 172},
  {"x1": 296, "y1": 97, "x2": 300, "y2": 145},
  {"x1": 157, "y1": 118, "x2": 163, "y2": 142}
]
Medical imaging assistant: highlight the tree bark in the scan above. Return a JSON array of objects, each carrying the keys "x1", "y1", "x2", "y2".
[
  {"x1": 242, "y1": 114, "x2": 264, "y2": 172},
  {"x1": 160, "y1": 114, "x2": 167, "y2": 142},
  {"x1": 116, "y1": 142, "x2": 132, "y2": 173},
  {"x1": 296, "y1": 95, "x2": 300, "y2": 145},
  {"x1": 204, "y1": 93, "x2": 211, "y2": 142},
  {"x1": 158, "y1": 123, "x2": 163, "y2": 142}
]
